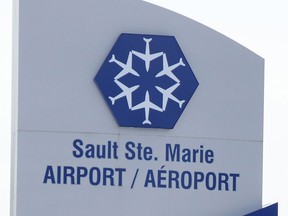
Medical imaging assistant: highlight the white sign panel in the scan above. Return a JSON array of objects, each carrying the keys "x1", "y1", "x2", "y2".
[{"x1": 12, "y1": 1, "x2": 264, "y2": 216}]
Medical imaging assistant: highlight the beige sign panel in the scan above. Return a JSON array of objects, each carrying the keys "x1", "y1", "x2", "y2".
[{"x1": 12, "y1": 1, "x2": 264, "y2": 216}]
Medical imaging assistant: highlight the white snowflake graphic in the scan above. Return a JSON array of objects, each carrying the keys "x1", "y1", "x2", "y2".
[{"x1": 108, "y1": 37, "x2": 186, "y2": 125}]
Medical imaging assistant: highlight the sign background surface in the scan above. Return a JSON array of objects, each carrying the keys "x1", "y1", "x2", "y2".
[{"x1": 12, "y1": 0, "x2": 264, "y2": 215}]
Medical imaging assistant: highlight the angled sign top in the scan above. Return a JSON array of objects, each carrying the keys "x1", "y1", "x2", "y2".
[{"x1": 95, "y1": 33, "x2": 199, "y2": 129}]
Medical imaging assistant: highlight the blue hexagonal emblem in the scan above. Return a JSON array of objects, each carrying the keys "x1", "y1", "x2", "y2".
[{"x1": 94, "y1": 33, "x2": 199, "y2": 129}]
